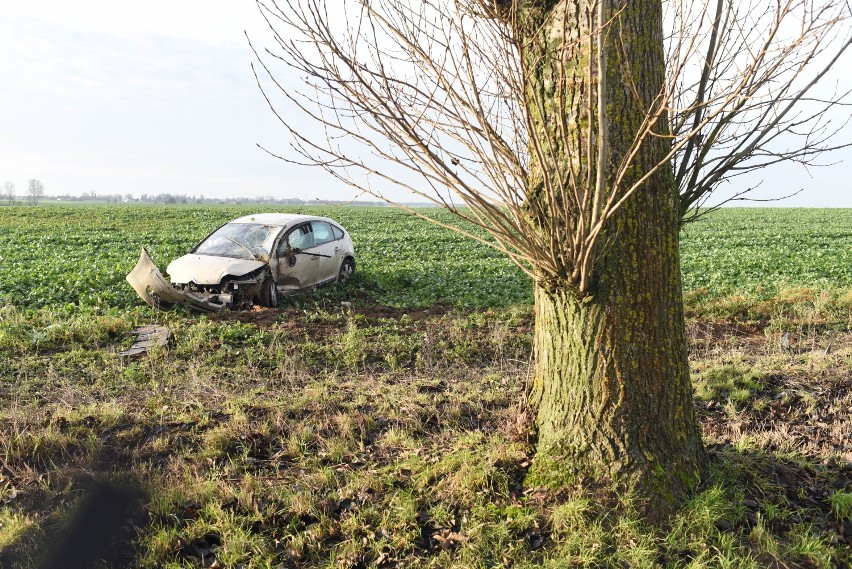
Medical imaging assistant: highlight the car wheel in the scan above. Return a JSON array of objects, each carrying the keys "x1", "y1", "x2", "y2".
[
  {"x1": 259, "y1": 276, "x2": 278, "y2": 307},
  {"x1": 338, "y1": 258, "x2": 355, "y2": 283}
]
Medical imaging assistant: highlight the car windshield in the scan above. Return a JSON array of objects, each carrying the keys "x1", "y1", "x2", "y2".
[{"x1": 194, "y1": 223, "x2": 280, "y2": 260}]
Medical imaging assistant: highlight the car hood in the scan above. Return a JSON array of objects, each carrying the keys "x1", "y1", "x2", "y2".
[{"x1": 166, "y1": 254, "x2": 266, "y2": 285}]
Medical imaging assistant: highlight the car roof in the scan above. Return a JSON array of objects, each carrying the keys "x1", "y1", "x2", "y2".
[{"x1": 229, "y1": 213, "x2": 334, "y2": 227}]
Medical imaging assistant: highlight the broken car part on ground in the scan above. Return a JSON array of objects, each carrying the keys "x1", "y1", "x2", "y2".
[
  {"x1": 118, "y1": 325, "x2": 170, "y2": 356},
  {"x1": 126, "y1": 213, "x2": 356, "y2": 312}
]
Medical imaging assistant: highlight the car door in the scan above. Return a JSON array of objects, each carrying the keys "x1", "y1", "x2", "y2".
[
  {"x1": 274, "y1": 223, "x2": 318, "y2": 291},
  {"x1": 308, "y1": 221, "x2": 343, "y2": 283}
]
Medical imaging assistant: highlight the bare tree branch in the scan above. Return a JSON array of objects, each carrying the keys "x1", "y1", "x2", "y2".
[
  {"x1": 250, "y1": 0, "x2": 851, "y2": 292},
  {"x1": 668, "y1": 0, "x2": 852, "y2": 220}
]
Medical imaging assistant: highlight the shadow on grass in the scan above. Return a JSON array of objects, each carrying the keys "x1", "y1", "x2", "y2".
[
  {"x1": 697, "y1": 443, "x2": 851, "y2": 555},
  {"x1": 0, "y1": 437, "x2": 148, "y2": 568},
  {"x1": 1, "y1": 424, "x2": 849, "y2": 567}
]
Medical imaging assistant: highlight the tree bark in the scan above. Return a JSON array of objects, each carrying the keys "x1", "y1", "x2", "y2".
[
  {"x1": 527, "y1": 207, "x2": 706, "y2": 513},
  {"x1": 522, "y1": 0, "x2": 707, "y2": 514}
]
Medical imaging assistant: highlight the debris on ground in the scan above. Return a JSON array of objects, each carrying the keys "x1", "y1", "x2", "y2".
[{"x1": 118, "y1": 325, "x2": 170, "y2": 356}]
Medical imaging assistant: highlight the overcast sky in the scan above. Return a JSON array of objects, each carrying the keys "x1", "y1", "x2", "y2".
[{"x1": 1, "y1": 1, "x2": 850, "y2": 205}]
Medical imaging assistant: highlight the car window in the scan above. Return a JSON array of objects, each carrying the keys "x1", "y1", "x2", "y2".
[
  {"x1": 331, "y1": 225, "x2": 344, "y2": 240},
  {"x1": 279, "y1": 224, "x2": 314, "y2": 255},
  {"x1": 312, "y1": 221, "x2": 335, "y2": 246},
  {"x1": 194, "y1": 223, "x2": 280, "y2": 260}
]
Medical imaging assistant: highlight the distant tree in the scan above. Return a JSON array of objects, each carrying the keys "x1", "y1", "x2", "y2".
[
  {"x1": 27, "y1": 179, "x2": 44, "y2": 206},
  {"x1": 2, "y1": 181, "x2": 14, "y2": 205}
]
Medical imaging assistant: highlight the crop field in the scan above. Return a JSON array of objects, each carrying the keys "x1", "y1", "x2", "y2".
[
  {"x1": 0, "y1": 205, "x2": 851, "y2": 568},
  {"x1": 0, "y1": 205, "x2": 528, "y2": 310},
  {"x1": 1, "y1": 205, "x2": 852, "y2": 311},
  {"x1": 680, "y1": 208, "x2": 852, "y2": 298}
]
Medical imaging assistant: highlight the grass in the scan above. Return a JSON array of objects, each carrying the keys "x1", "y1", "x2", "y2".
[
  {"x1": 0, "y1": 205, "x2": 851, "y2": 566},
  {"x1": 693, "y1": 363, "x2": 765, "y2": 406},
  {"x1": 2, "y1": 204, "x2": 852, "y2": 310},
  {"x1": 830, "y1": 491, "x2": 852, "y2": 522},
  {"x1": 0, "y1": 296, "x2": 850, "y2": 567}
]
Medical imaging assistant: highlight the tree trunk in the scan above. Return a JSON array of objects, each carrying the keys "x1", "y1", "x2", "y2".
[
  {"x1": 527, "y1": 201, "x2": 706, "y2": 513},
  {"x1": 522, "y1": 0, "x2": 707, "y2": 514}
]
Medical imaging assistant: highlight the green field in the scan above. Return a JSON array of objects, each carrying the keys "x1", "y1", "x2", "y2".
[
  {"x1": 680, "y1": 208, "x2": 852, "y2": 296},
  {"x1": 1, "y1": 205, "x2": 851, "y2": 311},
  {"x1": 0, "y1": 205, "x2": 527, "y2": 310},
  {"x1": 0, "y1": 205, "x2": 850, "y2": 568}
]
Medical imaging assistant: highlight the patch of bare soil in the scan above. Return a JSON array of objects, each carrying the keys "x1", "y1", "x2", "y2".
[
  {"x1": 694, "y1": 328, "x2": 852, "y2": 459},
  {"x1": 213, "y1": 303, "x2": 454, "y2": 327},
  {"x1": 687, "y1": 320, "x2": 765, "y2": 342},
  {"x1": 691, "y1": 324, "x2": 852, "y2": 547}
]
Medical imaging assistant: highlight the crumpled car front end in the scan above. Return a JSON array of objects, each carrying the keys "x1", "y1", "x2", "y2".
[{"x1": 126, "y1": 248, "x2": 265, "y2": 312}]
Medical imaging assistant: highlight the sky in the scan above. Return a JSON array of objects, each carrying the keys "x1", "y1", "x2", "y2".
[
  {"x1": 1, "y1": 1, "x2": 850, "y2": 205},
  {"x1": 0, "y1": 0, "x2": 332, "y2": 201}
]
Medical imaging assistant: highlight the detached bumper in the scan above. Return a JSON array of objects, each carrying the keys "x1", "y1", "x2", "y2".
[{"x1": 126, "y1": 247, "x2": 228, "y2": 313}]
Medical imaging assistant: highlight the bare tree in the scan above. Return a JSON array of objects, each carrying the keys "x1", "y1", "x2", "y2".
[
  {"x1": 2, "y1": 181, "x2": 14, "y2": 205},
  {"x1": 251, "y1": 0, "x2": 850, "y2": 513},
  {"x1": 667, "y1": 0, "x2": 852, "y2": 221},
  {"x1": 27, "y1": 178, "x2": 44, "y2": 206}
]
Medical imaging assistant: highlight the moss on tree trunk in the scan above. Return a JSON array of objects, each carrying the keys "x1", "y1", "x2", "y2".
[
  {"x1": 527, "y1": 197, "x2": 706, "y2": 513},
  {"x1": 522, "y1": 0, "x2": 707, "y2": 515}
]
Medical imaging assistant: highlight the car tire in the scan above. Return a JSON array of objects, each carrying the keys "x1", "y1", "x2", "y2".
[
  {"x1": 338, "y1": 258, "x2": 355, "y2": 283},
  {"x1": 259, "y1": 276, "x2": 278, "y2": 307}
]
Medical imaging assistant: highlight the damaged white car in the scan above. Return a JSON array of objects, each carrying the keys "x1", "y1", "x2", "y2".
[{"x1": 127, "y1": 213, "x2": 356, "y2": 312}]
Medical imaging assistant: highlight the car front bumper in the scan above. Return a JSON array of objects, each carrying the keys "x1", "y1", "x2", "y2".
[{"x1": 126, "y1": 247, "x2": 230, "y2": 312}]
